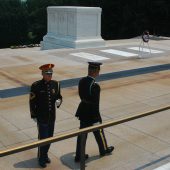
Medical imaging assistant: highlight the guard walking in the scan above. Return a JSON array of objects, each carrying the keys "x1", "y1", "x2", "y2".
[
  {"x1": 75, "y1": 62, "x2": 114, "y2": 162},
  {"x1": 29, "y1": 64, "x2": 62, "y2": 168}
]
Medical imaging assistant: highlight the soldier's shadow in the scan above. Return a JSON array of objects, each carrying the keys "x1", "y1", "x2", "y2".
[
  {"x1": 13, "y1": 158, "x2": 40, "y2": 168},
  {"x1": 60, "y1": 152, "x2": 100, "y2": 169},
  {"x1": 13, "y1": 153, "x2": 101, "y2": 169}
]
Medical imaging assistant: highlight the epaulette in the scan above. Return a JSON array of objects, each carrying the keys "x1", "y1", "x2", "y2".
[
  {"x1": 52, "y1": 80, "x2": 59, "y2": 83},
  {"x1": 32, "y1": 80, "x2": 41, "y2": 86}
]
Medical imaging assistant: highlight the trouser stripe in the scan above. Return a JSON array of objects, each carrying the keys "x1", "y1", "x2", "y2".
[
  {"x1": 37, "y1": 123, "x2": 40, "y2": 159},
  {"x1": 100, "y1": 129, "x2": 107, "y2": 150}
]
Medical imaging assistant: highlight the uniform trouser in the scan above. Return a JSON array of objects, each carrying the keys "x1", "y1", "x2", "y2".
[
  {"x1": 37, "y1": 121, "x2": 55, "y2": 162},
  {"x1": 76, "y1": 121, "x2": 108, "y2": 157}
]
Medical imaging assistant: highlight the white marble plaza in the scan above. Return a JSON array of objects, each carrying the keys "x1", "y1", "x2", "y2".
[{"x1": 0, "y1": 38, "x2": 170, "y2": 169}]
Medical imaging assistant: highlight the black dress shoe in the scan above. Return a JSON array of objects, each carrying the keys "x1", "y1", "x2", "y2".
[
  {"x1": 45, "y1": 157, "x2": 51, "y2": 164},
  {"x1": 39, "y1": 161, "x2": 47, "y2": 168},
  {"x1": 74, "y1": 154, "x2": 89, "y2": 162},
  {"x1": 100, "y1": 146, "x2": 114, "y2": 156}
]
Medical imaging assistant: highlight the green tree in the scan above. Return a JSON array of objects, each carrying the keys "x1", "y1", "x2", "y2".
[
  {"x1": 0, "y1": 0, "x2": 28, "y2": 48},
  {"x1": 0, "y1": 0, "x2": 170, "y2": 48}
]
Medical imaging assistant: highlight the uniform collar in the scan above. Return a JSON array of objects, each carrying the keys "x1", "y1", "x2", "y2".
[
  {"x1": 87, "y1": 76, "x2": 95, "y2": 80},
  {"x1": 42, "y1": 79, "x2": 51, "y2": 84}
]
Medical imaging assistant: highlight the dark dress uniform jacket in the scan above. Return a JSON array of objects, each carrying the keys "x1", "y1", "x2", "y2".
[
  {"x1": 29, "y1": 79, "x2": 62, "y2": 124},
  {"x1": 75, "y1": 76, "x2": 102, "y2": 123}
]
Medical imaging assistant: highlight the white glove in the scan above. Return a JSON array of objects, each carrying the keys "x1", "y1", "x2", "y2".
[
  {"x1": 33, "y1": 118, "x2": 37, "y2": 122},
  {"x1": 55, "y1": 99, "x2": 61, "y2": 108}
]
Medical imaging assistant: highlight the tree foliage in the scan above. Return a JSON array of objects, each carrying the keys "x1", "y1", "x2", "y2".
[
  {"x1": 0, "y1": 0, "x2": 28, "y2": 48},
  {"x1": 0, "y1": 0, "x2": 170, "y2": 48}
]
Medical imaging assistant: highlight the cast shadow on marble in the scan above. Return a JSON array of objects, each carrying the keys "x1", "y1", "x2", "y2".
[
  {"x1": 14, "y1": 158, "x2": 40, "y2": 168},
  {"x1": 60, "y1": 152, "x2": 103, "y2": 169}
]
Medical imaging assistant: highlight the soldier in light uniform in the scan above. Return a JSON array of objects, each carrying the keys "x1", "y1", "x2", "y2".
[
  {"x1": 29, "y1": 64, "x2": 62, "y2": 168},
  {"x1": 75, "y1": 62, "x2": 114, "y2": 162}
]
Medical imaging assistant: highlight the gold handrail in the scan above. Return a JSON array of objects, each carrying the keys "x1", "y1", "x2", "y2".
[{"x1": 0, "y1": 105, "x2": 170, "y2": 157}]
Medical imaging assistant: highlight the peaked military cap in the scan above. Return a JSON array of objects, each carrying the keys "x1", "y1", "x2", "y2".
[
  {"x1": 39, "y1": 64, "x2": 54, "y2": 74},
  {"x1": 88, "y1": 62, "x2": 102, "y2": 70}
]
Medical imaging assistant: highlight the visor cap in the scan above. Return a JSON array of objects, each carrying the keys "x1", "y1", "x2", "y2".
[
  {"x1": 39, "y1": 64, "x2": 54, "y2": 74},
  {"x1": 88, "y1": 62, "x2": 102, "y2": 70}
]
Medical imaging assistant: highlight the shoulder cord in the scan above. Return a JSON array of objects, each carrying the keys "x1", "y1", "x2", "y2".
[{"x1": 89, "y1": 80, "x2": 95, "y2": 96}]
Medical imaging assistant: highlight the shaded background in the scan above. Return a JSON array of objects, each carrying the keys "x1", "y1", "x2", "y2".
[{"x1": 0, "y1": 0, "x2": 170, "y2": 48}]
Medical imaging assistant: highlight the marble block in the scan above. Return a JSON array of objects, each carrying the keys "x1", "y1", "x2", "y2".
[{"x1": 41, "y1": 6, "x2": 105, "y2": 50}]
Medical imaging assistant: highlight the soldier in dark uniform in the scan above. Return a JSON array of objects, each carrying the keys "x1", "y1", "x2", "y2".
[
  {"x1": 75, "y1": 62, "x2": 114, "y2": 162},
  {"x1": 29, "y1": 64, "x2": 62, "y2": 168}
]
